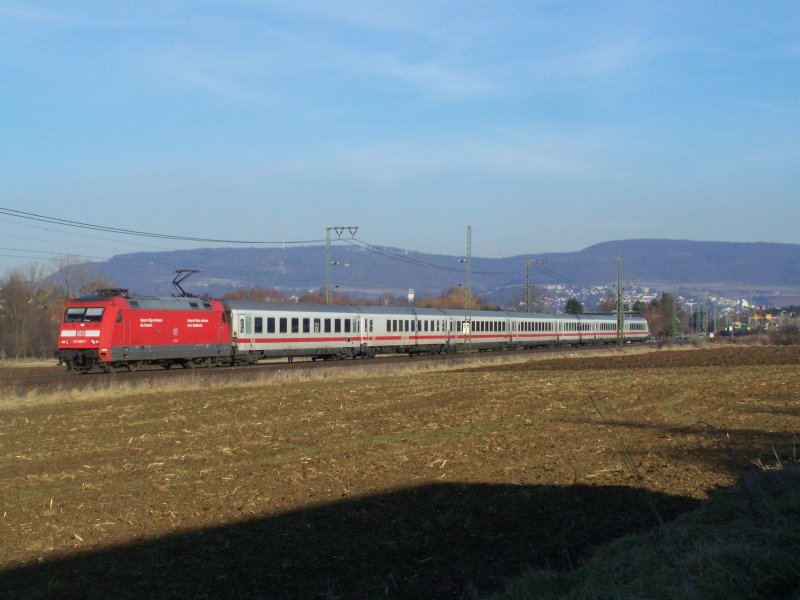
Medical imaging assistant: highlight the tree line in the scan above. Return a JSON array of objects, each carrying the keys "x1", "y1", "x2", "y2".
[{"x1": 0, "y1": 263, "x2": 110, "y2": 359}]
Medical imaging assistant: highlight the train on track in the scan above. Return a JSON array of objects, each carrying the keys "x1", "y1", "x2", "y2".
[{"x1": 56, "y1": 289, "x2": 650, "y2": 373}]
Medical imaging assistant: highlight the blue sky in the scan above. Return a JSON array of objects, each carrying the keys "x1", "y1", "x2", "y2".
[{"x1": 1, "y1": 1, "x2": 799, "y2": 276}]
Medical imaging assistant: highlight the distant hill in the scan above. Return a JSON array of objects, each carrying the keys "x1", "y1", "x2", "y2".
[{"x1": 84, "y1": 239, "x2": 800, "y2": 305}]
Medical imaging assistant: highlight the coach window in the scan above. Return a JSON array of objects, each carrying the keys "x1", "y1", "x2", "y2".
[
  {"x1": 303, "y1": 318, "x2": 310, "y2": 333},
  {"x1": 255, "y1": 317, "x2": 263, "y2": 334},
  {"x1": 267, "y1": 318, "x2": 275, "y2": 334},
  {"x1": 291, "y1": 318, "x2": 299, "y2": 333},
  {"x1": 324, "y1": 318, "x2": 331, "y2": 333},
  {"x1": 335, "y1": 319, "x2": 341, "y2": 333},
  {"x1": 344, "y1": 319, "x2": 351, "y2": 333},
  {"x1": 369, "y1": 319, "x2": 373, "y2": 333},
  {"x1": 314, "y1": 318, "x2": 321, "y2": 333},
  {"x1": 391, "y1": 319, "x2": 397, "y2": 332},
  {"x1": 280, "y1": 318, "x2": 288, "y2": 334},
  {"x1": 403, "y1": 320, "x2": 409, "y2": 332}
]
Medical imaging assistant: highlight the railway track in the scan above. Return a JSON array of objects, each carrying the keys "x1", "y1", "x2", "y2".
[{"x1": 1, "y1": 343, "x2": 645, "y2": 395}]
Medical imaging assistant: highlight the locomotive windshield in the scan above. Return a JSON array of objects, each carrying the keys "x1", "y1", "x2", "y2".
[{"x1": 64, "y1": 307, "x2": 105, "y2": 323}]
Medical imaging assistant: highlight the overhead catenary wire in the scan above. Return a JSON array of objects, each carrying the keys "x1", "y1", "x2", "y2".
[
  {"x1": 347, "y1": 237, "x2": 518, "y2": 276},
  {"x1": 1, "y1": 206, "x2": 601, "y2": 292},
  {"x1": 0, "y1": 207, "x2": 325, "y2": 245}
]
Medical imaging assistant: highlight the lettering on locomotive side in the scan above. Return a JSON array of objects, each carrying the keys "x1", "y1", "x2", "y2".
[
  {"x1": 138, "y1": 317, "x2": 164, "y2": 328},
  {"x1": 186, "y1": 318, "x2": 209, "y2": 329}
]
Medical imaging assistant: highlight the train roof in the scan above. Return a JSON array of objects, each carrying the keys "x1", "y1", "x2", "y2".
[
  {"x1": 221, "y1": 300, "x2": 644, "y2": 321},
  {"x1": 70, "y1": 293, "x2": 218, "y2": 311},
  {"x1": 69, "y1": 293, "x2": 646, "y2": 322}
]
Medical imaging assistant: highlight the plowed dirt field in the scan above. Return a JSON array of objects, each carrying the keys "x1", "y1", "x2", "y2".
[{"x1": 1, "y1": 345, "x2": 799, "y2": 599}]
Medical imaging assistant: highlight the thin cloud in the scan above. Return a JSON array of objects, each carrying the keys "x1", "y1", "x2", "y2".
[{"x1": 549, "y1": 38, "x2": 654, "y2": 76}]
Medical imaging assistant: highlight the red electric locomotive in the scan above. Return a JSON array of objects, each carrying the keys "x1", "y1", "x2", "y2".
[{"x1": 57, "y1": 289, "x2": 231, "y2": 373}]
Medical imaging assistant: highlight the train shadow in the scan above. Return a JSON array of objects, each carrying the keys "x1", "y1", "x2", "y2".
[{"x1": 0, "y1": 482, "x2": 699, "y2": 599}]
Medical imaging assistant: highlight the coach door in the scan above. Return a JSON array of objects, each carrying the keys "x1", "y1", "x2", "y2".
[{"x1": 237, "y1": 314, "x2": 254, "y2": 352}]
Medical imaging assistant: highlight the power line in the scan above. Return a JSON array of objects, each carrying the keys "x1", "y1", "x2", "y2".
[
  {"x1": 348, "y1": 237, "x2": 518, "y2": 276},
  {"x1": 1, "y1": 206, "x2": 605, "y2": 292},
  {"x1": 0, "y1": 207, "x2": 325, "y2": 245}
]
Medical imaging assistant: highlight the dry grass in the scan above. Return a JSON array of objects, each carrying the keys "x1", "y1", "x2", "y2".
[
  {"x1": 0, "y1": 345, "x2": 668, "y2": 410},
  {"x1": 0, "y1": 358, "x2": 56, "y2": 369}
]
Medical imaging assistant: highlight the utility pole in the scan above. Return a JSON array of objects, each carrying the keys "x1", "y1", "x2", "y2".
[
  {"x1": 325, "y1": 226, "x2": 358, "y2": 304},
  {"x1": 614, "y1": 259, "x2": 637, "y2": 348},
  {"x1": 616, "y1": 258, "x2": 624, "y2": 348},
  {"x1": 524, "y1": 258, "x2": 547, "y2": 313},
  {"x1": 465, "y1": 225, "x2": 472, "y2": 358}
]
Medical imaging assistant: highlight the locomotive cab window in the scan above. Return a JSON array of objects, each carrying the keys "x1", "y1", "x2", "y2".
[
  {"x1": 65, "y1": 308, "x2": 85, "y2": 322},
  {"x1": 85, "y1": 307, "x2": 104, "y2": 322},
  {"x1": 65, "y1": 307, "x2": 105, "y2": 323}
]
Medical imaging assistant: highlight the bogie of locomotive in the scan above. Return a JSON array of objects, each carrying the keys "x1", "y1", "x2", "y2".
[{"x1": 56, "y1": 291, "x2": 650, "y2": 373}]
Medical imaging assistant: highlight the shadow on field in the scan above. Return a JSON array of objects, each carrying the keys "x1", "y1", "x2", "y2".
[
  {"x1": 0, "y1": 482, "x2": 698, "y2": 600},
  {"x1": 570, "y1": 418, "x2": 799, "y2": 474}
]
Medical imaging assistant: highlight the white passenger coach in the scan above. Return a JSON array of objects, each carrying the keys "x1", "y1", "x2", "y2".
[{"x1": 225, "y1": 301, "x2": 650, "y2": 362}]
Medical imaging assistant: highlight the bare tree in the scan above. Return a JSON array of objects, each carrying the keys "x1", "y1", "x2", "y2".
[
  {"x1": 52, "y1": 257, "x2": 113, "y2": 297},
  {"x1": 597, "y1": 292, "x2": 617, "y2": 313},
  {"x1": 0, "y1": 264, "x2": 62, "y2": 358}
]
